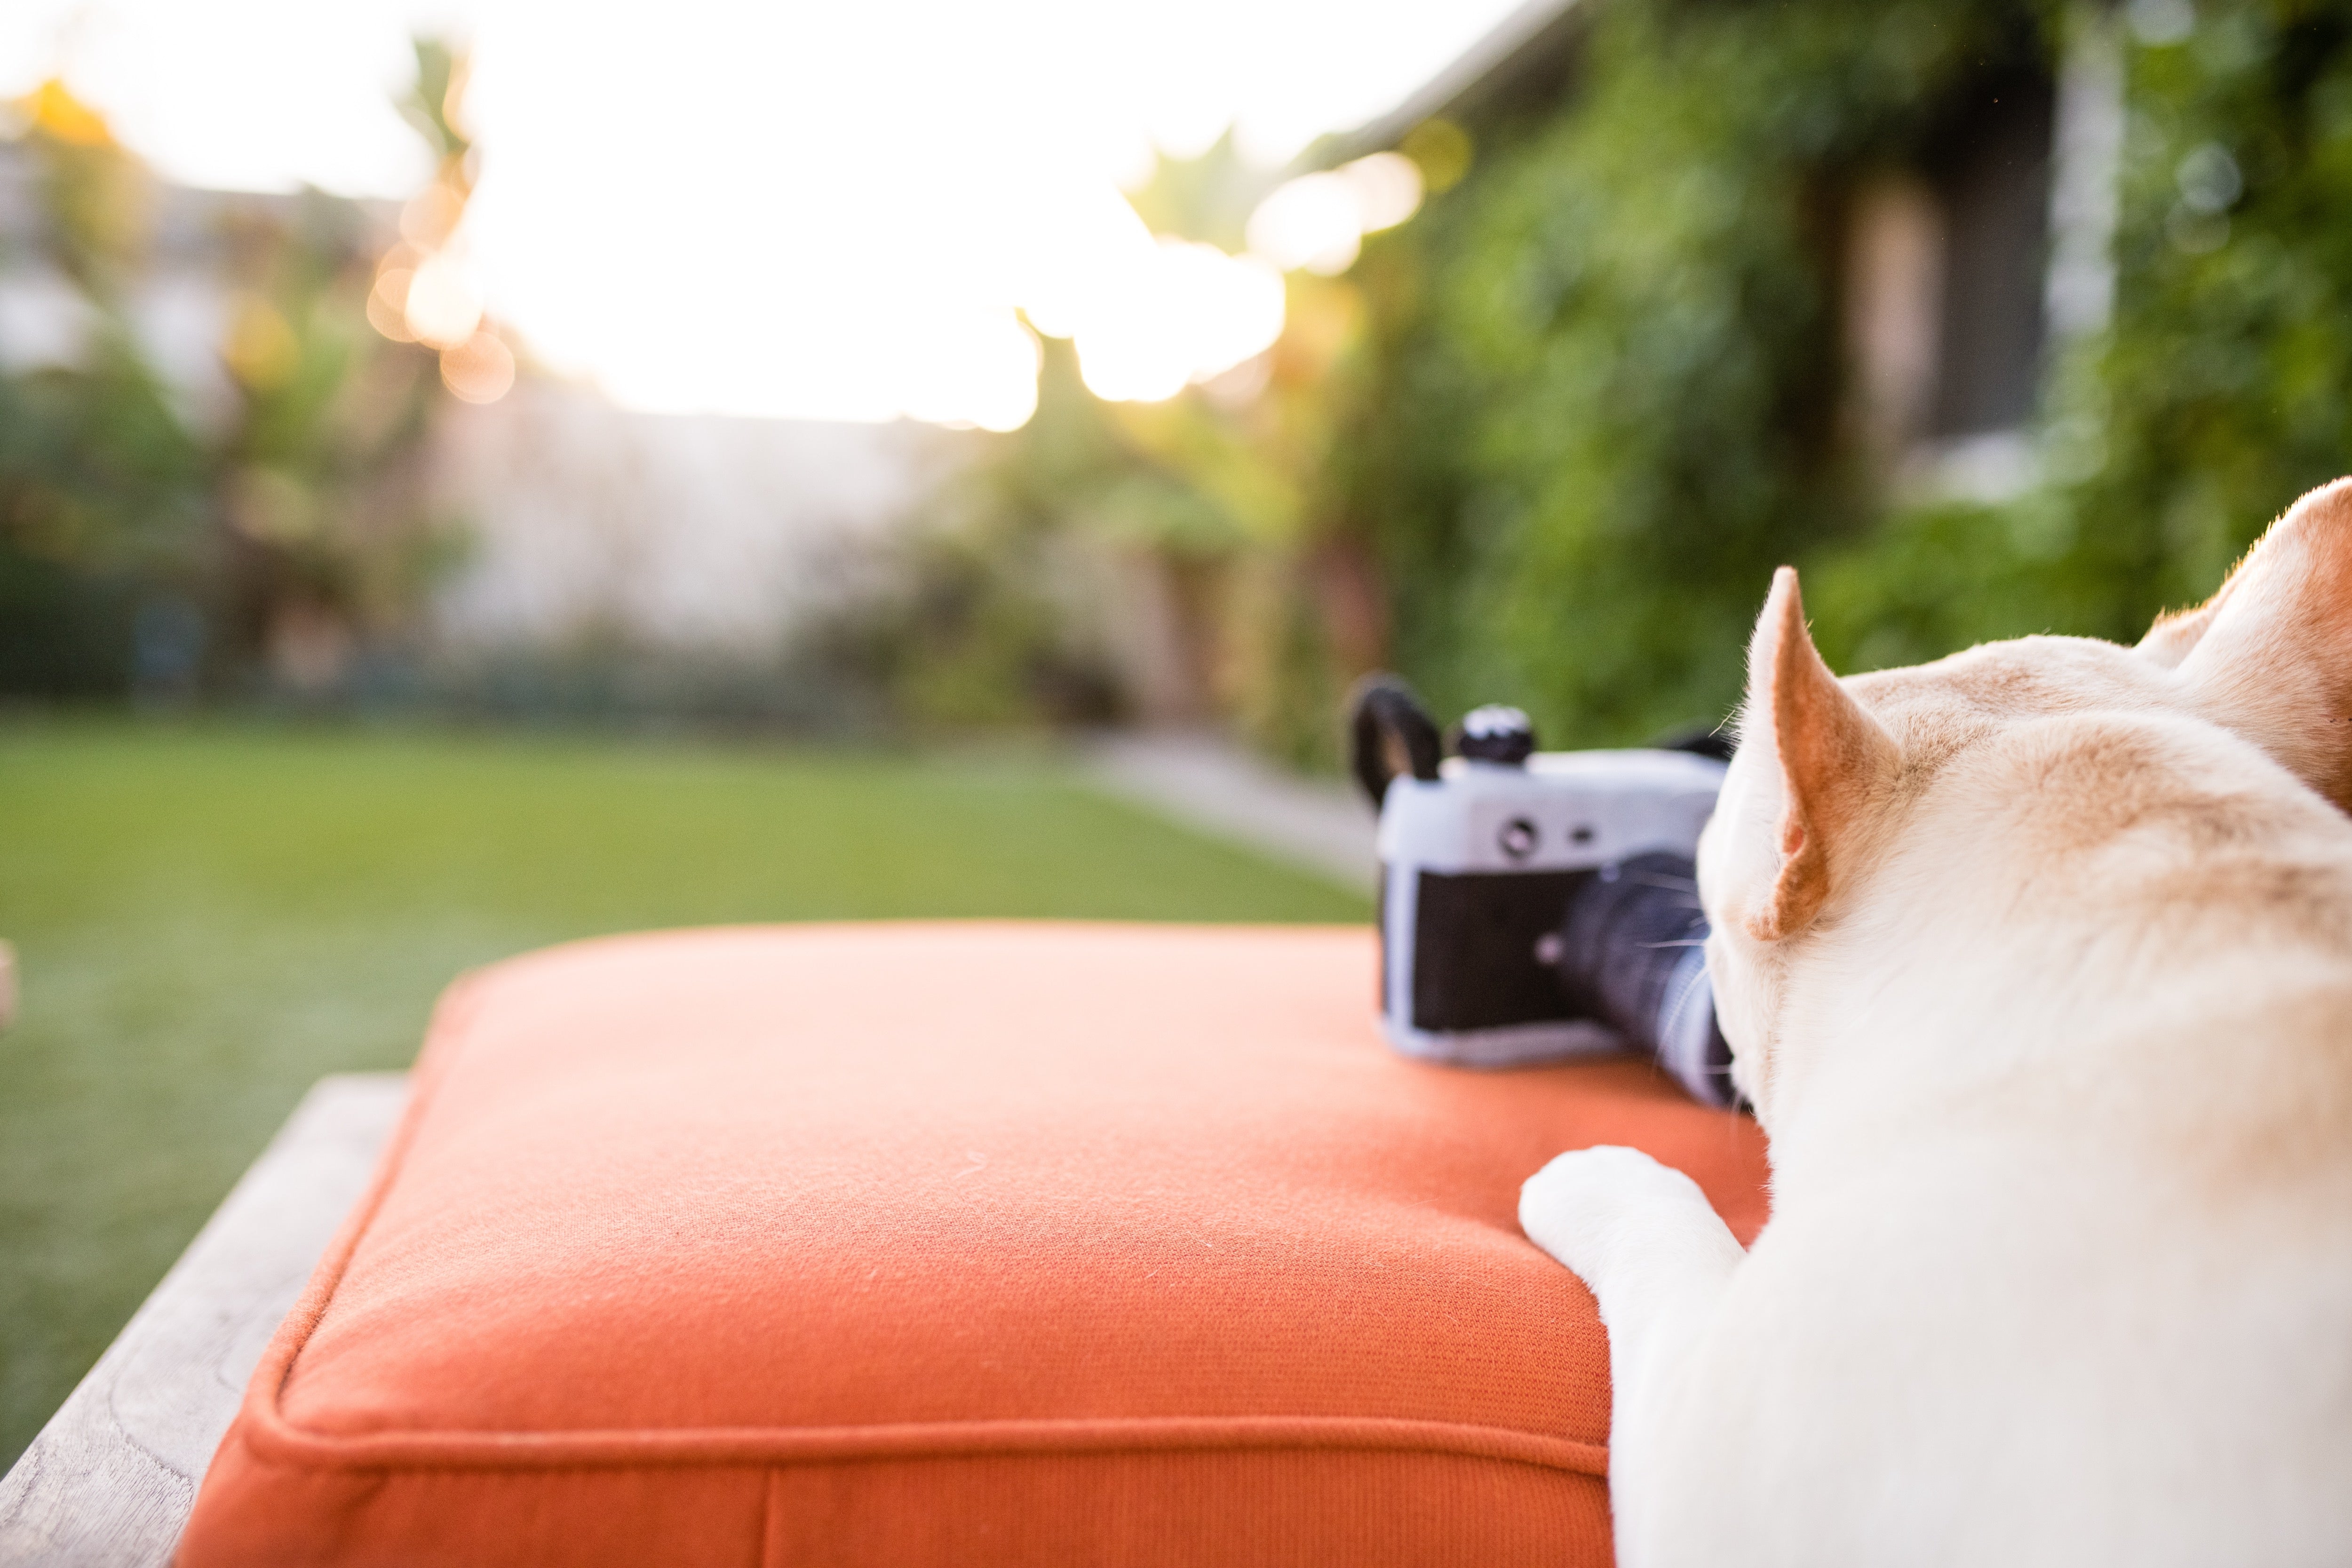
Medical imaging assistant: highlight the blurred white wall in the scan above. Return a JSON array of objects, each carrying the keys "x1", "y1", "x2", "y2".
[{"x1": 428, "y1": 382, "x2": 952, "y2": 654}]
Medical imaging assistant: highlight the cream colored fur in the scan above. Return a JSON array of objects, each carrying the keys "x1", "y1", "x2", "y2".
[{"x1": 1520, "y1": 479, "x2": 2352, "y2": 1566}]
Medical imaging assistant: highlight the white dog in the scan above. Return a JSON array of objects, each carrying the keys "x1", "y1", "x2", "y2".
[{"x1": 1520, "y1": 479, "x2": 2352, "y2": 1566}]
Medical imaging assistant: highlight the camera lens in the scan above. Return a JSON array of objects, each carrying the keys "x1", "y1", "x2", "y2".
[{"x1": 1498, "y1": 817, "x2": 1538, "y2": 860}]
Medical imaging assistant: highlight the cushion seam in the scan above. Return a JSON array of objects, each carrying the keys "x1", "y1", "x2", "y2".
[
  {"x1": 241, "y1": 1416, "x2": 1610, "y2": 1476},
  {"x1": 225, "y1": 1446, "x2": 1613, "y2": 1479}
]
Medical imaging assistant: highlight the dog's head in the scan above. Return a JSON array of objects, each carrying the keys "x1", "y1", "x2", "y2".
[{"x1": 1698, "y1": 478, "x2": 2352, "y2": 1124}]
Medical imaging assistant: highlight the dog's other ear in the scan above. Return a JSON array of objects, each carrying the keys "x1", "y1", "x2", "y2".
[
  {"x1": 1741, "y1": 567, "x2": 1901, "y2": 942},
  {"x1": 2138, "y1": 478, "x2": 2352, "y2": 812}
]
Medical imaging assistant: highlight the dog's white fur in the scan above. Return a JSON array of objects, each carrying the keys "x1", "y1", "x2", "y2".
[{"x1": 1521, "y1": 479, "x2": 2352, "y2": 1565}]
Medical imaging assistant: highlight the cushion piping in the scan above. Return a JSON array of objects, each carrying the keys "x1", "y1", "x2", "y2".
[{"x1": 231, "y1": 924, "x2": 1613, "y2": 1480}]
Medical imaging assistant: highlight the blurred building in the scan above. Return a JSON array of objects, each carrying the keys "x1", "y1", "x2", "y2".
[
  {"x1": 1322, "y1": 0, "x2": 2122, "y2": 502},
  {"x1": 430, "y1": 385, "x2": 941, "y2": 656}
]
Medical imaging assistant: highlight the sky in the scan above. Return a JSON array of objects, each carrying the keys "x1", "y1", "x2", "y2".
[{"x1": 0, "y1": 0, "x2": 1526, "y2": 426}]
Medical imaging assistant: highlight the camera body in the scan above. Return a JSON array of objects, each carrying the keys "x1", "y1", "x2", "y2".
[{"x1": 1375, "y1": 742, "x2": 1727, "y2": 1067}]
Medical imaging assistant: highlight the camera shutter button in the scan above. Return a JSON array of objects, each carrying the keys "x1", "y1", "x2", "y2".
[{"x1": 1456, "y1": 705, "x2": 1536, "y2": 764}]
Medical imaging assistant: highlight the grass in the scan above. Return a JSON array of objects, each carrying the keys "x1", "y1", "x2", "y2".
[{"x1": 0, "y1": 717, "x2": 1366, "y2": 1470}]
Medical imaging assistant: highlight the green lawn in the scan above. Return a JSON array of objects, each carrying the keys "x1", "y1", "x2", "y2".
[{"x1": 0, "y1": 719, "x2": 1366, "y2": 1469}]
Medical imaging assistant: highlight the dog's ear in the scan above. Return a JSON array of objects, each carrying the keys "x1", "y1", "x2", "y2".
[
  {"x1": 2137, "y1": 478, "x2": 2352, "y2": 812},
  {"x1": 1740, "y1": 567, "x2": 1901, "y2": 942}
]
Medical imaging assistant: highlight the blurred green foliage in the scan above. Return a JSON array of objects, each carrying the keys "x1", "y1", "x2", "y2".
[
  {"x1": 934, "y1": 0, "x2": 2352, "y2": 760},
  {"x1": 1364, "y1": 0, "x2": 2352, "y2": 743},
  {"x1": 0, "y1": 89, "x2": 211, "y2": 694},
  {"x1": 2050, "y1": 2, "x2": 2352, "y2": 624},
  {"x1": 0, "y1": 71, "x2": 459, "y2": 700},
  {"x1": 1124, "y1": 129, "x2": 1277, "y2": 255},
  {"x1": 820, "y1": 340, "x2": 1144, "y2": 730},
  {"x1": 1809, "y1": 0, "x2": 2352, "y2": 679},
  {"x1": 398, "y1": 37, "x2": 474, "y2": 172},
  {"x1": 0, "y1": 324, "x2": 207, "y2": 585},
  {"x1": 208, "y1": 189, "x2": 458, "y2": 653},
  {"x1": 926, "y1": 256, "x2": 1383, "y2": 760},
  {"x1": 1354, "y1": 0, "x2": 2036, "y2": 739}
]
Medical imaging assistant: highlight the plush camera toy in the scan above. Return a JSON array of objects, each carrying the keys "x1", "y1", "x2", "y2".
[{"x1": 1348, "y1": 676, "x2": 1738, "y2": 1106}]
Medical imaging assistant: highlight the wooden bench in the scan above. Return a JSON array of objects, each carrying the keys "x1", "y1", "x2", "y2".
[{"x1": 0, "y1": 1075, "x2": 409, "y2": 1568}]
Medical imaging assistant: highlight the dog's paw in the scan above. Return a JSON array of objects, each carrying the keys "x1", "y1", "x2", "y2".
[{"x1": 1519, "y1": 1146, "x2": 1711, "y2": 1282}]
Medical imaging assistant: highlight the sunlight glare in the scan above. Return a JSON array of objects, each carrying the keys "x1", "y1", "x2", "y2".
[
  {"x1": 1247, "y1": 152, "x2": 1424, "y2": 277},
  {"x1": 1066, "y1": 238, "x2": 1285, "y2": 404},
  {"x1": 0, "y1": 0, "x2": 1528, "y2": 429},
  {"x1": 899, "y1": 311, "x2": 1041, "y2": 433},
  {"x1": 1247, "y1": 172, "x2": 1363, "y2": 276},
  {"x1": 1338, "y1": 151, "x2": 1423, "y2": 232},
  {"x1": 403, "y1": 252, "x2": 484, "y2": 348}
]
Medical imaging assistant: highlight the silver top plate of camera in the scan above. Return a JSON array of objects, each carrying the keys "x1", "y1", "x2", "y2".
[{"x1": 1377, "y1": 749, "x2": 1728, "y2": 876}]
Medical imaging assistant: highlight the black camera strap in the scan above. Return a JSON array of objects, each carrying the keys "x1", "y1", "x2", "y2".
[{"x1": 1347, "y1": 674, "x2": 1443, "y2": 810}]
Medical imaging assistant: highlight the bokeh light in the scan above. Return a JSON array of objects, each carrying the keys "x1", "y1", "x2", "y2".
[
  {"x1": 1247, "y1": 173, "x2": 1365, "y2": 276},
  {"x1": 1338, "y1": 151, "x2": 1424, "y2": 231},
  {"x1": 402, "y1": 253, "x2": 483, "y2": 349},
  {"x1": 439, "y1": 327, "x2": 515, "y2": 403},
  {"x1": 366, "y1": 266, "x2": 417, "y2": 341},
  {"x1": 1246, "y1": 151, "x2": 1424, "y2": 277}
]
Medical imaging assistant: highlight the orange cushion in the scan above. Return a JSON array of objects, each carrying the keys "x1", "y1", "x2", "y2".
[{"x1": 176, "y1": 923, "x2": 1767, "y2": 1567}]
